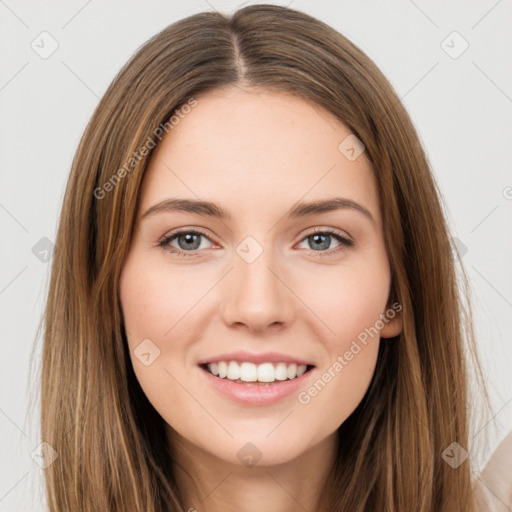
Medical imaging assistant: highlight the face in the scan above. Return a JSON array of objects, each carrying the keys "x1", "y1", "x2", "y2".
[{"x1": 119, "y1": 86, "x2": 402, "y2": 468}]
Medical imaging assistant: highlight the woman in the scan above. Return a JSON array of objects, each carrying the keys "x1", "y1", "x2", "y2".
[{"x1": 39, "y1": 4, "x2": 506, "y2": 511}]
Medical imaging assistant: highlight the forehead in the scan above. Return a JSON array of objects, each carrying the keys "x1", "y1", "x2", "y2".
[{"x1": 138, "y1": 87, "x2": 379, "y2": 224}]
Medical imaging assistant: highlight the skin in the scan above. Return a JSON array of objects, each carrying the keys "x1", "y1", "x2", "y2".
[{"x1": 119, "y1": 85, "x2": 402, "y2": 512}]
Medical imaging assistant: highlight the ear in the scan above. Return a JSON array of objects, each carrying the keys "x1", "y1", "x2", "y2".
[{"x1": 379, "y1": 301, "x2": 403, "y2": 339}]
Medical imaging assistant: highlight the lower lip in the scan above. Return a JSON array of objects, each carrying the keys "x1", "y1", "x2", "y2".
[{"x1": 199, "y1": 365, "x2": 315, "y2": 406}]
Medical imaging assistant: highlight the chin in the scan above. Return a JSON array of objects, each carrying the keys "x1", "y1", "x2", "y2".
[{"x1": 204, "y1": 430, "x2": 311, "y2": 468}]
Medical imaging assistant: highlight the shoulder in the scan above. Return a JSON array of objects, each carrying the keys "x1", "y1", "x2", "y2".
[{"x1": 474, "y1": 430, "x2": 512, "y2": 512}]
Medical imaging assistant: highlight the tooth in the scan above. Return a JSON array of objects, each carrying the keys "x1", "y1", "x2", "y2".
[
  {"x1": 257, "y1": 362, "x2": 275, "y2": 382},
  {"x1": 207, "y1": 360, "x2": 310, "y2": 382},
  {"x1": 275, "y1": 362, "x2": 288, "y2": 381},
  {"x1": 287, "y1": 363, "x2": 297, "y2": 379},
  {"x1": 296, "y1": 364, "x2": 307, "y2": 377},
  {"x1": 227, "y1": 361, "x2": 240, "y2": 380},
  {"x1": 240, "y1": 362, "x2": 257, "y2": 382},
  {"x1": 217, "y1": 361, "x2": 227, "y2": 378}
]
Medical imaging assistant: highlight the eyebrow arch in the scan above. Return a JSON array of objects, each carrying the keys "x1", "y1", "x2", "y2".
[{"x1": 142, "y1": 197, "x2": 375, "y2": 223}]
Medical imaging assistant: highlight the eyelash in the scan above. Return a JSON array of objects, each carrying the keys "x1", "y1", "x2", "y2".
[{"x1": 157, "y1": 228, "x2": 354, "y2": 258}]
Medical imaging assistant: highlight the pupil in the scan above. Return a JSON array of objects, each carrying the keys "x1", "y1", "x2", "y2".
[
  {"x1": 180, "y1": 233, "x2": 200, "y2": 250},
  {"x1": 311, "y1": 233, "x2": 329, "y2": 250}
]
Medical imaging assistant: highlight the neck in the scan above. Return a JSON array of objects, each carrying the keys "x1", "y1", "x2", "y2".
[{"x1": 167, "y1": 429, "x2": 337, "y2": 512}]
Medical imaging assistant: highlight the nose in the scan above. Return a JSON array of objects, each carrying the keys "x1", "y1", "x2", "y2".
[{"x1": 221, "y1": 245, "x2": 295, "y2": 334}]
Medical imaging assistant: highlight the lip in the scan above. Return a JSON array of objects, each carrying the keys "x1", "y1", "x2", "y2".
[
  {"x1": 196, "y1": 350, "x2": 315, "y2": 366},
  {"x1": 199, "y1": 364, "x2": 316, "y2": 406}
]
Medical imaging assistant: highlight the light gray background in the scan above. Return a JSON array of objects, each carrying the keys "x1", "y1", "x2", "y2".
[{"x1": 1, "y1": 1, "x2": 511, "y2": 510}]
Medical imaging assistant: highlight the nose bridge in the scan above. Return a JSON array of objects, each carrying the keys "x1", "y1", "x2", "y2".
[{"x1": 222, "y1": 236, "x2": 294, "y2": 331}]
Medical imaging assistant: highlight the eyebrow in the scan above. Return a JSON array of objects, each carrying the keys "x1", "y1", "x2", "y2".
[{"x1": 142, "y1": 197, "x2": 375, "y2": 223}]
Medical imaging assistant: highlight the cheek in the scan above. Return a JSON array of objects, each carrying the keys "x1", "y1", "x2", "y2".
[
  {"x1": 119, "y1": 257, "x2": 203, "y2": 342},
  {"x1": 119, "y1": 258, "x2": 189, "y2": 385},
  {"x1": 119, "y1": 258, "x2": 200, "y2": 422},
  {"x1": 292, "y1": 256, "x2": 389, "y2": 421},
  {"x1": 297, "y1": 279, "x2": 384, "y2": 429},
  {"x1": 295, "y1": 253, "x2": 391, "y2": 346},
  {"x1": 298, "y1": 342, "x2": 380, "y2": 436}
]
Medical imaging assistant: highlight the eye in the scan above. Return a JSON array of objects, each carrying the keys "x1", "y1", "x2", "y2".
[
  {"x1": 158, "y1": 229, "x2": 214, "y2": 257},
  {"x1": 158, "y1": 227, "x2": 354, "y2": 258},
  {"x1": 297, "y1": 228, "x2": 353, "y2": 257}
]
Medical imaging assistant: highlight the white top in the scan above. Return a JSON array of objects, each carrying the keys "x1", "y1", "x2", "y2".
[{"x1": 474, "y1": 430, "x2": 512, "y2": 511}]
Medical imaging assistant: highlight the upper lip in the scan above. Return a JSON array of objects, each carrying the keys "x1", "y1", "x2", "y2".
[{"x1": 197, "y1": 351, "x2": 315, "y2": 367}]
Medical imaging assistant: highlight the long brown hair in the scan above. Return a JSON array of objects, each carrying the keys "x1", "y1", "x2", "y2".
[{"x1": 37, "y1": 4, "x2": 490, "y2": 510}]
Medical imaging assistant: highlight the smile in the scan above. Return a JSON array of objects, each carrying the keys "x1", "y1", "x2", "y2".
[
  {"x1": 202, "y1": 361, "x2": 313, "y2": 384},
  {"x1": 198, "y1": 361, "x2": 316, "y2": 406}
]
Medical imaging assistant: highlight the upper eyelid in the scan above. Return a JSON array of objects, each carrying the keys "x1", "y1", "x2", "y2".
[{"x1": 306, "y1": 227, "x2": 352, "y2": 240}]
